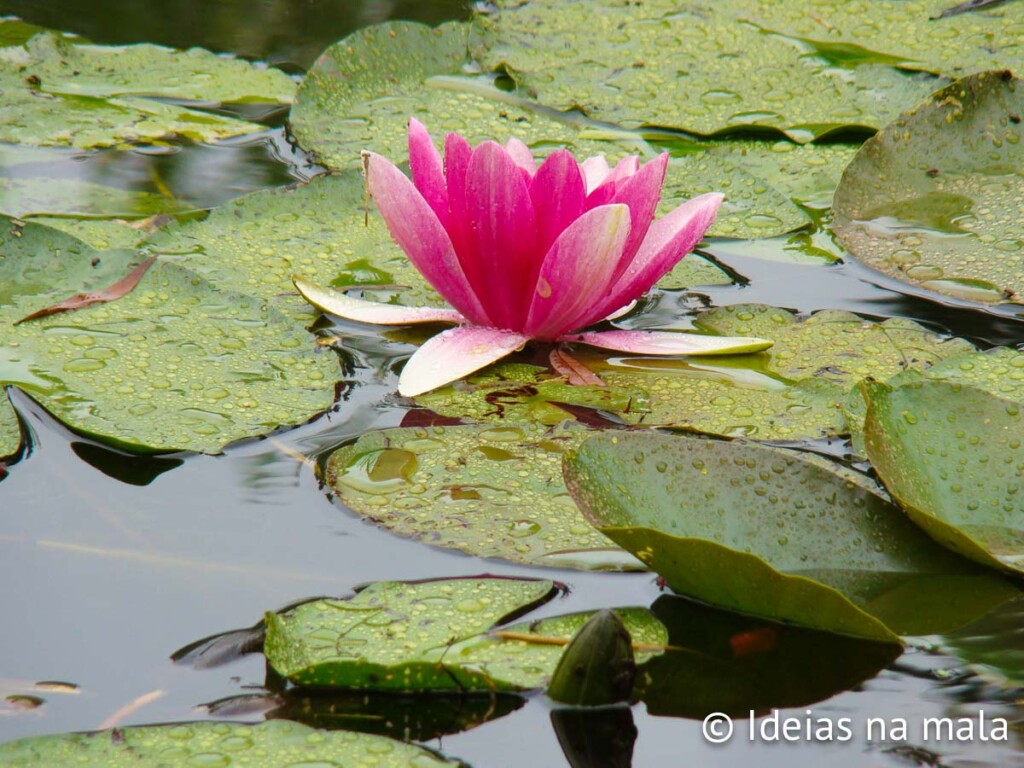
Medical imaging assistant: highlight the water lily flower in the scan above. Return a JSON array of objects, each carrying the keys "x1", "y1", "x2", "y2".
[{"x1": 294, "y1": 119, "x2": 772, "y2": 396}]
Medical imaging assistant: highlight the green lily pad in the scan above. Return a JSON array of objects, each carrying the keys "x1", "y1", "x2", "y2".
[
  {"x1": 325, "y1": 422, "x2": 639, "y2": 569},
  {"x1": 479, "y1": 0, "x2": 941, "y2": 142},
  {"x1": 290, "y1": 20, "x2": 856, "y2": 239},
  {"x1": 564, "y1": 431, "x2": 1018, "y2": 641},
  {"x1": 147, "y1": 170, "x2": 448, "y2": 315},
  {"x1": 0, "y1": 719, "x2": 458, "y2": 767},
  {"x1": 637, "y1": 595, "x2": 901, "y2": 718},
  {"x1": 0, "y1": 32, "x2": 294, "y2": 148},
  {"x1": 545, "y1": 609, "x2": 636, "y2": 706},
  {"x1": 27, "y1": 217, "x2": 165, "y2": 251},
  {"x1": 863, "y1": 380, "x2": 1024, "y2": 575},
  {"x1": 744, "y1": 0, "x2": 1024, "y2": 79},
  {"x1": 415, "y1": 305, "x2": 968, "y2": 440},
  {"x1": 1, "y1": 218, "x2": 338, "y2": 453},
  {"x1": 943, "y1": 594, "x2": 1024, "y2": 689},
  {"x1": 832, "y1": 71, "x2": 1024, "y2": 306},
  {"x1": 265, "y1": 575, "x2": 665, "y2": 692},
  {"x1": 0, "y1": 388, "x2": 20, "y2": 459}
]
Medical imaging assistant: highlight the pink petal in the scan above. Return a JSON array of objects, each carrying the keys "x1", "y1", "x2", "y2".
[
  {"x1": 408, "y1": 118, "x2": 448, "y2": 227},
  {"x1": 576, "y1": 192, "x2": 724, "y2": 328},
  {"x1": 580, "y1": 155, "x2": 610, "y2": 194},
  {"x1": 463, "y1": 141, "x2": 538, "y2": 327},
  {"x1": 604, "y1": 299, "x2": 637, "y2": 321},
  {"x1": 365, "y1": 152, "x2": 490, "y2": 325},
  {"x1": 398, "y1": 326, "x2": 530, "y2": 397},
  {"x1": 559, "y1": 329, "x2": 773, "y2": 356},
  {"x1": 586, "y1": 155, "x2": 641, "y2": 207},
  {"x1": 524, "y1": 204, "x2": 631, "y2": 340},
  {"x1": 505, "y1": 137, "x2": 537, "y2": 176},
  {"x1": 292, "y1": 277, "x2": 464, "y2": 325},
  {"x1": 605, "y1": 153, "x2": 668, "y2": 276},
  {"x1": 530, "y1": 149, "x2": 586, "y2": 263},
  {"x1": 443, "y1": 132, "x2": 477, "y2": 294}
]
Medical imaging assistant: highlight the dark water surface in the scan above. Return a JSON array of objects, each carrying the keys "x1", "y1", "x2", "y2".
[{"x1": 1, "y1": 2, "x2": 1023, "y2": 767}]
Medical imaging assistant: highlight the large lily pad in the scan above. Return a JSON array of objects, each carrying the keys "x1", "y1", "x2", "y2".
[
  {"x1": 265, "y1": 576, "x2": 665, "y2": 692},
  {"x1": 943, "y1": 594, "x2": 1024, "y2": 689},
  {"x1": 637, "y1": 595, "x2": 900, "y2": 718},
  {"x1": 1, "y1": 218, "x2": 338, "y2": 453},
  {"x1": 743, "y1": 0, "x2": 1024, "y2": 79},
  {"x1": 0, "y1": 719, "x2": 458, "y2": 767},
  {"x1": 833, "y1": 71, "x2": 1024, "y2": 306},
  {"x1": 415, "y1": 305, "x2": 969, "y2": 440},
  {"x1": 565, "y1": 431, "x2": 1018, "y2": 641},
  {"x1": 0, "y1": 32, "x2": 294, "y2": 148},
  {"x1": 290, "y1": 20, "x2": 858, "y2": 238},
  {"x1": 863, "y1": 380, "x2": 1024, "y2": 575},
  {"x1": 479, "y1": 0, "x2": 941, "y2": 141},
  {"x1": 326, "y1": 422, "x2": 640, "y2": 569}
]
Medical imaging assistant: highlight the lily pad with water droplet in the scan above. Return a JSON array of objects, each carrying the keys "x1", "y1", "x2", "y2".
[
  {"x1": 1, "y1": 217, "x2": 339, "y2": 453},
  {"x1": 864, "y1": 380, "x2": 1024, "y2": 576},
  {"x1": 480, "y1": 0, "x2": 940, "y2": 142},
  {"x1": 0, "y1": 31, "x2": 293, "y2": 148},
  {"x1": 265, "y1": 576, "x2": 665, "y2": 692},
  {"x1": 565, "y1": 431, "x2": 1018, "y2": 641},
  {"x1": 415, "y1": 305, "x2": 969, "y2": 441},
  {"x1": 290, "y1": 20, "x2": 856, "y2": 239},
  {"x1": 0, "y1": 718, "x2": 459, "y2": 767},
  {"x1": 326, "y1": 422, "x2": 640, "y2": 569},
  {"x1": 833, "y1": 71, "x2": 1024, "y2": 308},
  {"x1": 0, "y1": 389, "x2": 20, "y2": 459}
]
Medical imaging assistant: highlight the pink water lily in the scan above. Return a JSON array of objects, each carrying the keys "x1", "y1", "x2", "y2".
[{"x1": 294, "y1": 119, "x2": 772, "y2": 396}]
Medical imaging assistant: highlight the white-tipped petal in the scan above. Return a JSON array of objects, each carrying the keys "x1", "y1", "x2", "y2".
[
  {"x1": 293, "y1": 277, "x2": 464, "y2": 325},
  {"x1": 399, "y1": 326, "x2": 530, "y2": 397},
  {"x1": 560, "y1": 329, "x2": 773, "y2": 356},
  {"x1": 604, "y1": 300, "x2": 638, "y2": 321},
  {"x1": 580, "y1": 155, "x2": 610, "y2": 194}
]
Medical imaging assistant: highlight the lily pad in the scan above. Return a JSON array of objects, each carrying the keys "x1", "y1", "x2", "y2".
[
  {"x1": 265, "y1": 576, "x2": 666, "y2": 692},
  {"x1": 1, "y1": 218, "x2": 339, "y2": 453},
  {"x1": 479, "y1": 0, "x2": 941, "y2": 141},
  {"x1": 0, "y1": 388, "x2": 19, "y2": 459},
  {"x1": 564, "y1": 431, "x2": 1018, "y2": 641},
  {"x1": 943, "y1": 594, "x2": 1024, "y2": 689},
  {"x1": 743, "y1": 0, "x2": 1024, "y2": 79},
  {"x1": 0, "y1": 719, "x2": 458, "y2": 767},
  {"x1": 832, "y1": 71, "x2": 1024, "y2": 306},
  {"x1": 863, "y1": 380, "x2": 1024, "y2": 575},
  {"x1": 0, "y1": 32, "x2": 294, "y2": 148},
  {"x1": 290, "y1": 20, "x2": 855, "y2": 239},
  {"x1": 415, "y1": 305, "x2": 968, "y2": 441},
  {"x1": 637, "y1": 595, "x2": 901, "y2": 718},
  {"x1": 325, "y1": 422, "x2": 640, "y2": 569}
]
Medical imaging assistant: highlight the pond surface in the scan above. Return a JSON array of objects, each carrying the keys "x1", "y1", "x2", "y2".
[{"x1": 1, "y1": 1, "x2": 1022, "y2": 767}]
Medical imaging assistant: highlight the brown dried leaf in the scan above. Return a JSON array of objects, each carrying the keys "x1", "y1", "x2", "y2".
[
  {"x1": 14, "y1": 256, "x2": 156, "y2": 325},
  {"x1": 550, "y1": 348, "x2": 605, "y2": 387}
]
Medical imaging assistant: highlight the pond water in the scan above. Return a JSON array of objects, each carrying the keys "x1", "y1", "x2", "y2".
[{"x1": 1, "y1": 1, "x2": 1023, "y2": 767}]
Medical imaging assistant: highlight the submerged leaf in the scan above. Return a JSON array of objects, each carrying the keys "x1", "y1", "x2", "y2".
[
  {"x1": 833, "y1": 71, "x2": 1024, "y2": 307},
  {"x1": 864, "y1": 380, "x2": 1024, "y2": 575},
  {"x1": 547, "y1": 610, "x2": 636, "y2": 706},
  {"x1": 565, "y1": 431, "x2": 1018, "y2": 640},
  {"x1": 0, "y1": 719, "x2": 458, "y2": 767},
  {"x1": 326, "y1": 422, "x2": 639, "y2": 569}
]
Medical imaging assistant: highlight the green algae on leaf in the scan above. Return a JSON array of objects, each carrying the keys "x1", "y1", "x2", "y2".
[
  {"x1": 0, "y1": 719, "x2": 459, "y2": 767},
  {"x1": 479, "y1": 0, "x2": 939, "y2": 141},
  {"x1": 1, "y1": 218, "x2": 338, "y2": 453},
  {"x1": 565, "y1": 431, "x2": 1018, "y2": 641},
  {"x1": 833, "y1": 71, "x2": 1024, "y2": 307},
  {"x1": 863, "y1": 380, "x2": 1024, "y2": 576},
  {"x1": 326, "y1": 422, "x2": 639, "y2": 569},
  {"x1": 265, "y1": 576, "x2": 666, "y2": 692},
  {"x1": 0, "y1": 31, "x2": 293, "y2": 148}
]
